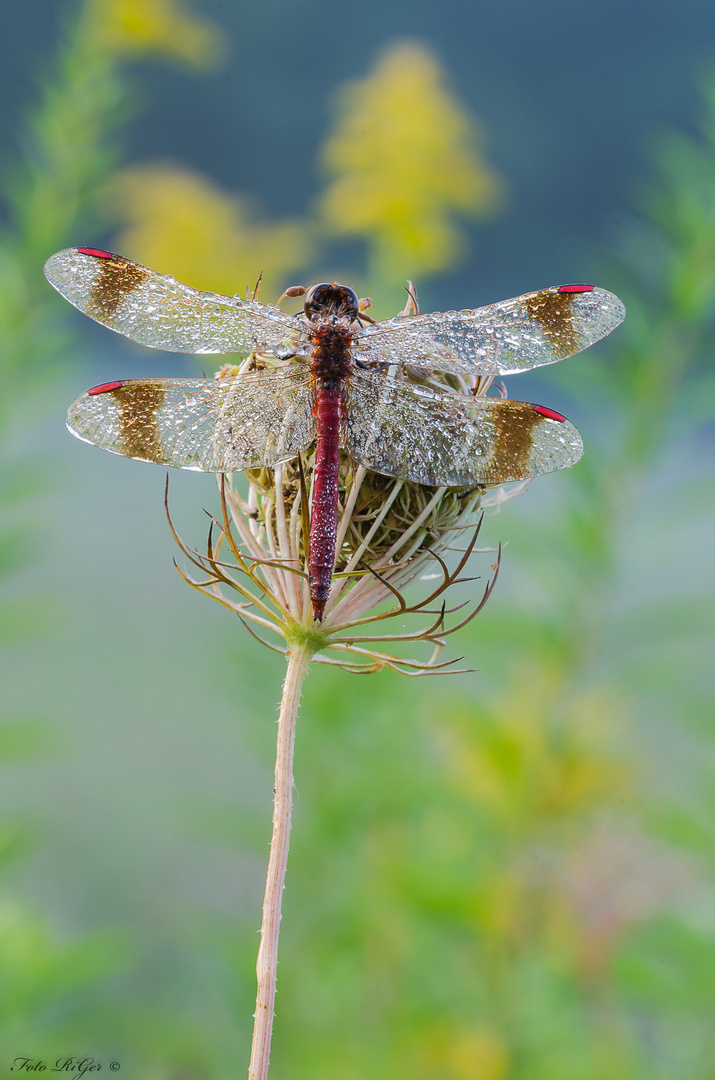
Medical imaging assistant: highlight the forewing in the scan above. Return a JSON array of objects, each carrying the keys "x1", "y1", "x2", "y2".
[
  {"x1": 355, "y1": 285, "x2": 625, "y2": 376},
  {"x1": 67, "y1": 369, "x2": 316, "y2": 472},
  {"x1": 45, "y1": 247, "x2": 305, "y2": 356},
  {"x1": 342, "y1": 369, "x2": 583, "y2": 486}
]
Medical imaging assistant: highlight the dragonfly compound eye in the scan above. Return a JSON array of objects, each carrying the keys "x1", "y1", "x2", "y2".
[{"x1": 304, "y1": 283, "x2": 359, "y2": 322}]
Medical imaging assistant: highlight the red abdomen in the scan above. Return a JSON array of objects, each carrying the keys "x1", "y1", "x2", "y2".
[
  {"x1": 309, "y1": 379, "x2": 341, "y2": 620},
  {"x1": 308, "y1": 323, "x2": 352, "y2": 621}
]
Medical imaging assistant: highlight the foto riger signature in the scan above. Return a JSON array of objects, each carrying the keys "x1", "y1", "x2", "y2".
[{"x1": 11, "y1": 1059, "x2": 120, "y2": 1076}]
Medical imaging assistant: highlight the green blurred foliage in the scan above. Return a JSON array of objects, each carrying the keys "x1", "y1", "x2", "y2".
[
  {"x1": 0, "y1": 3, "x2": 713, "y2": 1078},
  {"x1": 0, "y1": 0, "x2": 233, "y2": 1067},
  {"x1": 0, "y1": 903, "x2": 125, "y2": 1055},
  {"x1": 0, "y1": 3, "x2": 135, "y2": 1016}
]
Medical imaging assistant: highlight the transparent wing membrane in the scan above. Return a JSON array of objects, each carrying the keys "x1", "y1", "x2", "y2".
[
  {"x1": 45, "y1": 248, "x2": 305, "y2": 356},
  {"x1": 354, "y1": 285, "x2": 625, "y2": 376},
  {"x1": 342, "y1": 369, "x2": 583, "y2": 486},
  {"x1": 67, "y1": 370, "x2": 316, "y2": 472},
  {"x1": 52, "y1": 248, "x2": 618, "y2": 489},
  {"x1": 46, "y1": 250, "x2": 624, "y2": 378}
]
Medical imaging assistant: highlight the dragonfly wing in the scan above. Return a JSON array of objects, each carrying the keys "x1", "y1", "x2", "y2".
[
  {"x1": 355, "y1": 285, "x2": 625, "y2": 376},
  {"x1": 45, "y1": 248, "x2": 305, "y2": 356},
  {"x1": 342, "y1": 369, "x2": 583, "y2": 486},
  {"x1": 67, "y1": 369, "x2": 316, "y2": 472}
]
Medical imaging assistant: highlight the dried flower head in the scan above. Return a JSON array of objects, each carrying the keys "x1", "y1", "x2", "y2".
[
  {"x1": 167, "y1": 459, "x2": 493, "y2": 676},
  {"x1": 166, "y1": 288, "x2": 525, "y2": 676}
]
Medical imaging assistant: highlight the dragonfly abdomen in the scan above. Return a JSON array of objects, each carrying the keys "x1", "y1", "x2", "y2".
[{"x1": 309, "y1": 324, "x2": 353, "y2": 621}]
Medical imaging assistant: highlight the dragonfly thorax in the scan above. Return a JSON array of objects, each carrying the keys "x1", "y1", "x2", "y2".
[
  {"x1": 310, "y1": 323, "x2": 354, "y2": 382},
  {"x1": 304, "y1": 282, "x2": 359, "y2": 323}
]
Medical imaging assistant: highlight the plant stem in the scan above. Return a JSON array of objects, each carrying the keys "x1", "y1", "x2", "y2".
[{"x1": 248, "y1": 643, "x2": 313, "y2": 1080}]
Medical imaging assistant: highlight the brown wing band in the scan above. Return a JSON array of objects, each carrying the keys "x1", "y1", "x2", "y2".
[
  {"x1": 108, "y1": 383, "x2": 167, "y2": 462},
  {"x1": 88, "y1": 256, "x2": 149, "y2": 319},
  {"x1": 489, "y1": 403, "x2": 548, "y2": 480},
  {"x1": 524, "y1": 290, "x2": 580, "y2": 358}
]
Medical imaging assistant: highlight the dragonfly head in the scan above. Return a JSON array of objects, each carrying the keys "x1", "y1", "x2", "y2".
[{"x1": 304, "y1": 282, "x2": 359, "y2": 323}]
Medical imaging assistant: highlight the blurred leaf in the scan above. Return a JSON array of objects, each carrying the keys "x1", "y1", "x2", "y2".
[
  {"x1": 180, "y1": 798, "x2": 269, "y2": 852},
  {"x1": 617, "y1": 917, "x2": 715, "y2": 1011},
  {"x1": 0, "y1": 901, "x2": 126, "y2": 1021},
  {"x1": 0, "y1": 824, "x2": 34, "y2": 870},
  {"x1": 0, "y1": 597, "x2": 49, "y2": 645},
  {"x1": 0, "y1": 520, "x2": 43, "y2": 576},
  {"x1": 0, "y1": 719, "x2": 54, "y2": 761}
]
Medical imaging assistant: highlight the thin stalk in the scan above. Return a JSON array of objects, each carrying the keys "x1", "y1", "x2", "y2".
[
  {"x1": 248, "y1": 643, "x2": 314, "y2": 1080},
  {"x1": 273, "y1": 464, "x2": 300, "y2": 618}
]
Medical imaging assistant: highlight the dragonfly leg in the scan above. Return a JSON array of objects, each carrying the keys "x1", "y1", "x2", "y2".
[
  {"x1": 276, "y1": 284, "x2": 306, "y2": 305},
  {"x1": 354, "y1": 358, "x2": 390, "y2": 372},
  {"x1": 355, "y1": 296, "x2": 377, "y2": 326}
]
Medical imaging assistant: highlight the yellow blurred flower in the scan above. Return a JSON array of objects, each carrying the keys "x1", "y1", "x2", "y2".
[
  {"x1": 87, "y1": 0, "x2": 226, "y2": 68},
  {"x1": 108, "y1": 163, "x2": 310, "y2": 303},
  {"x1": 440, "y1": 666, "x2": 628, "y2": 829},
  {"x1": 319, "y1": 42, "x2": 503, "y2": 286},
  {"x1": 448, "y1": 1029, "x2": 509, "y2": 1080},
  {"x1": 412, "y1": 1023, "x2": 509, "y2": 1080}
]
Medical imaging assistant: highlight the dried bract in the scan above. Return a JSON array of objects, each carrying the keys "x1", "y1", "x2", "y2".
[{"x1": 166, "y1": 341, "x2": 523, "y2": 676}]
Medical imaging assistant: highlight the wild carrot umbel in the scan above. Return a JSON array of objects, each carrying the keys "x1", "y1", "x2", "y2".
[{"x1": 166, "y1": 465, "x2": 499, "y2": 674}]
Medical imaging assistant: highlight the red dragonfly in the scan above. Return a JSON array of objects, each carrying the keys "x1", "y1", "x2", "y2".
[{"x1": 45, "y1": 247, "x2": 625, "y2": 620}]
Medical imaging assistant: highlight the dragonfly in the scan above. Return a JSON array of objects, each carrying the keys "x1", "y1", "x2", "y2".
[{"x1": 45, "y1": 247, "x2": 625, "y2": 620}]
